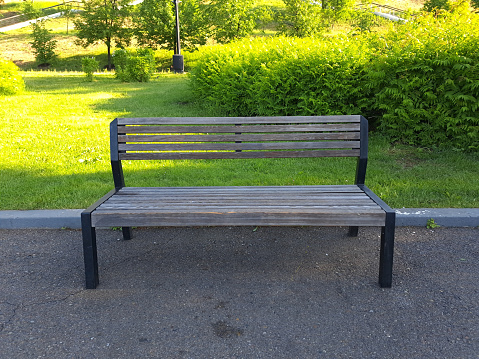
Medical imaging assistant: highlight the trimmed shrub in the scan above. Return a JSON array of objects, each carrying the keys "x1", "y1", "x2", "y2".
[
  {"x1": 190, "y1": 36, "x2": 370, "y2": 116},
  {"x1": 190, "y1": 12, "x2": 479, "y2": 151},
  {"x1": 113, "y1": 48, "x2": 156, "y2": 82},
  {"x1": 0, "y1": 58, "x2": 25, "y2": 96},
  {"x1": 361, "y1": 12, "x2": 479, "y2": 151},
  {"x1": 81, "y1": 57, "x2": 99, "y2": 82}
]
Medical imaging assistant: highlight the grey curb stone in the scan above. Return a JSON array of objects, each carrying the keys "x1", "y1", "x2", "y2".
[
  {"x1": 395, "y1": 208, "x2": 479, "y2": 228},
  {"x1": 1, "y1": 208, "x2": 478, "y2": 229},
  {"x1": 0, "y1": 209, "x2": 83, "y2": 229}
]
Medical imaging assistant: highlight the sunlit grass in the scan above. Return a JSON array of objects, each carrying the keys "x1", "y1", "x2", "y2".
[{"x1": 1, "y1": 71, "x2": 478, "y2": 210}]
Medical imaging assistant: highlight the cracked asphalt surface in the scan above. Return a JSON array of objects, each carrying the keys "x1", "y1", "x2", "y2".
[{"x1": 1, "y1": 226, "x2": 478, "y2": 358}]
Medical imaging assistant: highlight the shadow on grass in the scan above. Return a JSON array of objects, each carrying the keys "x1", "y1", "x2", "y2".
[{"x1": 1, "y1": 157, "x2": 357, "y2": 210}]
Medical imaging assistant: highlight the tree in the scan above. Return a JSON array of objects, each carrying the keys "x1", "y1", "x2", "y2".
[
  {"x1": 61, "y1": 0, "x2": 75, "y2": 35},
  {"x1": 22, "y1": 1, "x2": 42, "y2": 20},
  {"x1": 277, "y1": 0, "x2": 324, "y2": 37},
  {"x1": 209, "y1": 0, "x2": 257, "y2": 43},
  {"x1": 134, "y1": 0, "x2": 208, "y2": 51},
  {"x1": 73, "y1": 0, "x2": 133, "y2": 69},
  {"x1": 134, "y1": 0, "x2": 175, "y2": 49},
  {"x1": 179, "y1": 0, "x2": 209, "y2": 50},
  {"x1": 30, "y1": 20, "x2": 57, "y2": 66},
  {"x1": 423, "y1": 0, "x2": 472, "y2": 12}
]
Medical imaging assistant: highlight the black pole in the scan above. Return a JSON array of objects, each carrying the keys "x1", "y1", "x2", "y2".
[{"x1": 172, "y1": 0, "x2": 184, "y2": 73}]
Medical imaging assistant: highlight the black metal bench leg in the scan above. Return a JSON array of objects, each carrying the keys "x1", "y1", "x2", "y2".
[
  {"x1": 122, "y1": 227, "x2": 132, "y2": 240},
  {"x1": 348, "y1": 226, "x2": 359, "y2": 237},
  {"x1": 81, "y1": 213, "x2": 99, "y2": 289},
  {"x1": 379, "y1": 212, "x2": 395, "y2": 288}
]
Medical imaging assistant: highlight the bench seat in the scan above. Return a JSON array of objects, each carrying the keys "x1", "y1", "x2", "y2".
[{"x1": 90, "y1": 185, "x2": 386, "y2": 227}]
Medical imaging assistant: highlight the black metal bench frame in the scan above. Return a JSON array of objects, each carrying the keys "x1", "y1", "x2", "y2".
[{"x1": 81, "y1": 115, "x2": 395, "y2": 289}]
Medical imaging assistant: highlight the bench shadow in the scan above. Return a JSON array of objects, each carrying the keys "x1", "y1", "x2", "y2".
[{"x1": 96, "y1": 226, "x2": 381, "y2": 290}]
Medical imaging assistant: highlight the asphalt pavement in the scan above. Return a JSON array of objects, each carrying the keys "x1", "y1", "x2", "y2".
[{"x1": 1, "y1": 225, "x2": 478, "y2": 358}]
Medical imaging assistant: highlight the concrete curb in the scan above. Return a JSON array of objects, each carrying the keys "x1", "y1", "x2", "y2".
[
  {"x1": 0, "y1": 209, "x2": 83, "y2": 229},
  {"x1": 395, "y1": 208, "x2": 479, "y2": 228},
  {"x1": 0, "y1": 208, "x2": 478, "y2": 229}
]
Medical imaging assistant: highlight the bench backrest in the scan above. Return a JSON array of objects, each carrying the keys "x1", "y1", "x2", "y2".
[{"x1": 110, "y1": 116, "x2": 368, "y2": 188}]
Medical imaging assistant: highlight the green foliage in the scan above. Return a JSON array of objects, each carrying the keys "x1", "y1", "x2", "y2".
[
  {"x1": 0, "y1": 58, "x2": 25, "y2": 95},
  {"x1": 179, "y1": 0, "x2": 210, "y2": 50},
  {"x1": 209, "y1": 0, "x2": 258, "y2": 43},
  {"x1": 276, "y1": 0, "x2": 355, "y2": 36},
  {"x1": 30, "y1": 20, "x2": 57, "y2": 65},
  {"x1": 134, "y1": 0, "x2": 209, "y2": 51},
  {"x1": 427, "y1": 218, "x2": 441, "y2": 229},
  {"x1": 190, "y1": 12, "x2": 479, "y2": 151},
  {"x1": 113, "y1": 48, "x2": 156, "y2": 82},
  {"x1": 22, "y1": 1, "x2": 42, "y2": 19},
  {"x1": 362, "y1": 12, "x2": 479, "y2": 151},
  {"x1": 134, "y1": 0, "x2": 175, "y2": 49},
  {"x1": 81, "y1": 57, "x2": 99, "y2": 81},
  {"x1": 350, "y1": 9, "x2": 383, "y2": 33},
  {"x1": 423, "y1": 0, "x2": 471, "y2": 13},
  {"x1": 73, "y1": 0, "x2": 133, "y2": 69},
  {"x1": 276, "y1": 0, "x2": 326, "y2": 37},
  {"x1": 190, "y1": 36, "x2": 369, "y2": 116},
  {"x1": 61, "y1": 0, "x2": 76, "y2": 34}
]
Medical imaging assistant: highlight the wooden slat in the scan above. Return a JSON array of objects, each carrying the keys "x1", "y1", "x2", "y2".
[
  {"x1": 117, "y1": 185, "x2": 364, "y2": 193},
  {"x1": 119, "y1": 149, "x2": 360, "y2": 160},
  {"x1": 117, "y1": 115, "x2": 362, "y2": 126},
  {"x1": 117, "y1": 124, "x2": 360, "y2": 134},
  {"x1": 118, "y1": 132, "x2": 361, "y2": 142},
  {"x1": 92, "y1": 212, "x2": 385, "y2": 227},
  {"x1": 118, "y1": 141, "x2": 360, "y2": 152}
]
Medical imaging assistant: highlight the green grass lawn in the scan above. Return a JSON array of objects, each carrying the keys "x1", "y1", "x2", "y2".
[{"x1": 1, "y1": 71, "x2": 478, "y2": 210}]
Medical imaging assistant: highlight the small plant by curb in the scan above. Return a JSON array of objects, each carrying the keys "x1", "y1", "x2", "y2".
[{"x1": 427, "y1": 218, "x2": 441, "y2": 229}]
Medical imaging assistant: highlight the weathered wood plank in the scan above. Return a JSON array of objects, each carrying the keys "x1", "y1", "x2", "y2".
[
  {"x1": 92, "y1": 212, "x2": 385, "y2": 227},
  {"x1": 117, "y1": 115, "x2": 362, "y2": 126},
  {"x1": 117, "y1": 185, "x2": 364, "y2": 193},
  {"x1": 118, "y1": 132, "x2": 361, "y2": 142},
  {"x1": 98, "y1": 200, "x2": 380, "y2": 209},
  {"x1": 119, "y1": 149, "x2": 360, "y2": 160},
  {"x1": 117, "y1": 124, "x2": 361, "y2": 134},
  {"x1": 119, "y1": 141, "x2": 360, "y2": 152}
]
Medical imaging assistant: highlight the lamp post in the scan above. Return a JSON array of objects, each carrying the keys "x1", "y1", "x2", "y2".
[{"x1": 172, "y1": 0, "x2": 184, "y2": 73}]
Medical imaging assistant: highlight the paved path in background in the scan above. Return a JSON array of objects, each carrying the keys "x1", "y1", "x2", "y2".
[{"x1": 0, "y1": 226, "x2": 478, "y2": 358}]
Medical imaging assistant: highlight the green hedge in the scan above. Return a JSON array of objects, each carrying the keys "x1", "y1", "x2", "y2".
[
  {"x1": 0, "y1": 58, "x2": 25, "y2": 96},
  {"x1": 190, "y1": 12, "x2": 479, "y2": 151},
  {"x1": 113, "y1": 48, "x2": 156, "y2": 82}
]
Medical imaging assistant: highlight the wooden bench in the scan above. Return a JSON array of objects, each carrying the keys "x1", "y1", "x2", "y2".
[{"x1": 81, "y1": 116, "x2": 395, "y2": 289}]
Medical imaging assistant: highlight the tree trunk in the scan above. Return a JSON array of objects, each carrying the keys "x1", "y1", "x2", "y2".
[{"x1": 106, "y1": 38, "x2": 112, "y2": 70}]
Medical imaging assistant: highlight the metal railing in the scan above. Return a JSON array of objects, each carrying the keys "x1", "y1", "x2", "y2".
[
  {"x1": 356, "y1": 2, "x2": 407, "y2": 16},
  {"x1": 0, "y1": 1, "x2": 82, "y2": 28}
]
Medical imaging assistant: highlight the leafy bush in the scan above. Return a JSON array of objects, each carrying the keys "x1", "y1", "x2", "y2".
[
  {"x1": 190, "y1": 36, "x2": 370, "y2": 116},
  {"x1": 0, "y1": 58, "x2": 25, "y2": 96},
  {"x1": 190, "y1": 12, "x2": 479, "y2": 151},
  {"x1": 362, "y1": 12, "x2": 479, "y2": 151},
  {"x1": 113, "y1": 48, "x2": 156, "y2": 82},
  {"x1": 81, "y1": 57, "x2": 99, "y2": 81}
]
